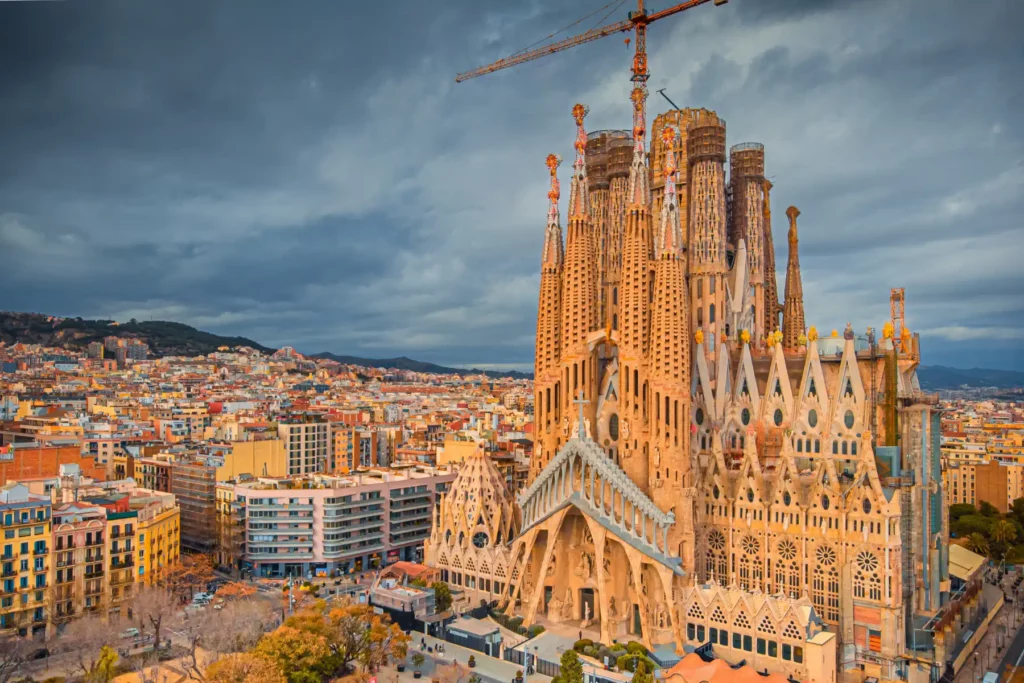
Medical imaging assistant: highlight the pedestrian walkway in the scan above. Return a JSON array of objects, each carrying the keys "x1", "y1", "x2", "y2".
[
  {"x1": 406, "y1": 632, "x2": 550, "y2": 683},
  {"x1": 955, "y1": 595, "x2": 1023, "y2": 683}
]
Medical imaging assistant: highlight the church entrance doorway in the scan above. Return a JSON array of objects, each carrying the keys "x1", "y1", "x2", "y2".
[
  {"x1": 632, "y1": 604, "x2": 642, "y2": 637},
  {"x1": 579, "y1": 588, "x2": 595, "y2": 622},
  {"x1": 544, "y1": 586, "x2": 553, "y2": 614}
]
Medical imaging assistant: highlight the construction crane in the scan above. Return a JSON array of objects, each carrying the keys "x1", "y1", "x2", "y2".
[{"x1": 455, "y1": 0, "x2": 729, "y2": 84}]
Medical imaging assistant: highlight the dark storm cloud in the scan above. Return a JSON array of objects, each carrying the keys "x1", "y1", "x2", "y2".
[{"x1": 0, "y1": 0, "x2": 1021, "y2": 370}]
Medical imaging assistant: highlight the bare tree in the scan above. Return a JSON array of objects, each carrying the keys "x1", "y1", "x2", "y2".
[
  {"x1": 178, "y1": 600, "x2": 276, "y2": 681},
  {"x1": 129, "y1": 584, "x2": 178, "y2": 652},
  {"x1": 0, "y1": 636, "x2": 34, "y2": 683},
  {"x1": 57, "y1": 615, "x2": 119, "y2": 681}
]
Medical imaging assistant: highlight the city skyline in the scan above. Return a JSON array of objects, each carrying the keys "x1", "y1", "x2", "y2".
[{"x1": 1, "y1": 0, "x2": 1022, "y2": 371}]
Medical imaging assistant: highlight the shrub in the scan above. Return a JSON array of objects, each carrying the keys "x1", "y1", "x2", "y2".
[
  {"x1": 626, "y1": 641, "x2": 648, "y2": 656},
  {"x1": 412, "y1": 653, "x2": 426, "y2": 669},
  {"x1": 468, "y1": 655, "x2": 476, "y2": 666},
  {"x1": 583, "y1": 646, "x2": 599, "y2": 658},
  {"x1": 528, "y1": 624, "x2": 545, "y2": 637},
  {"x1": 610, "y1": 643, "x2": 627, "y2": 653},
  {"x1": 574, "y1": 639, "x2": 594, "y2": 652},
  {"x1": 616, "y1": 654, "x2": 657, "y2": 673}
]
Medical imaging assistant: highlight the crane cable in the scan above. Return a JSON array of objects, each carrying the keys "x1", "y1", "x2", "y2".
[{"x1": 509, "y1": 0, "x2": 628, "y2": 60}]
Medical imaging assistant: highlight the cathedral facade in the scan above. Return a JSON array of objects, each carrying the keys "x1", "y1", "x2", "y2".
[{"x1": 429, "y1": 87, "x2": 962, "y2": 683}]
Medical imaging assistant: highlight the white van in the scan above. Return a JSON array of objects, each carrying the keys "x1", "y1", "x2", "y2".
[
  {"x1": 121, "y1": 627, "x2": 140, "y2": 639},
  {"x1": 983, "y1": 672, "x2": 1000, "y2": 683}
]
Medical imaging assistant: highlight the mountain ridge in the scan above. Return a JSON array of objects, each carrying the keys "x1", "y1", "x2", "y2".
[
  {"x1": 310, "y1": 352, "x2": 533, "y2": 380},
  {"x1": 4, "y1": 310, "x2": 1021, "y2": 387}
]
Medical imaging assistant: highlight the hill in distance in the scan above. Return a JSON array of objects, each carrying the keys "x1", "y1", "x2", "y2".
[
  {"x1": 0, "y1": 311, "x2": 272, "y2": 357},
  {"x1": 917, "y1": 365, "x2": 1024, "y2": 390},
  {"x1": 311, "y1": 352, "x2": 533, "y2": 380},
  {"x1": 4, "y1": 310, "x2": 1019, "y2": 387}
]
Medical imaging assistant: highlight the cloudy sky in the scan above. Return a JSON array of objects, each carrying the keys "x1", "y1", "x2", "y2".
[{"x1": 1, "y1": 0, "x2": 1021, "y2": 372}]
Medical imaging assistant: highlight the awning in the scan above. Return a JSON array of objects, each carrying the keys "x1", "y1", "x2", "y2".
[{"x1": 949, "y1": 544, "x2": 985, "y2": 581}]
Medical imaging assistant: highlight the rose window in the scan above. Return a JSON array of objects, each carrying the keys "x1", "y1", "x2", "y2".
[
  {"x1": 741, "y1": 535, "x2": 760, "y2": 555},
  {"x1": 856, "y1": 551, "x2": 879, "y2": 573},
  {"x1": 815, "y1": 545, "x2": 837, "y2": 566},
  {"x1": 708, "y1": 530, "x2": 726, "y2": 551},
  {"x1": 778, "y1": 540, "x2": 797, "y2": 561}
]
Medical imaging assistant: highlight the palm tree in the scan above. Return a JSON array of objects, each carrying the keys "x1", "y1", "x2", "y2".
[
  {"x1": 965, "y1": 533, "x2": 990, "y2": 556},
  {"x1": 992, "y1": 520, "x2": 1017, "y2": 546}
]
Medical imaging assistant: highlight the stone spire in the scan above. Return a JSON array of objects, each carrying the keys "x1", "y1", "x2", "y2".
[
  {"x1": 560, "y1": 105, "x2": 599, "y2": 442},
  {"x1": 762, "y1": 179, "x2": 781, "y2": 335},
  {"x1": 619, "y1": 84, "x2": 652, "y2": 491},
  {"x1": 533, "y1": 154, "x2": 564, "y2": 478},
  {"x1": 568, "y1": 103, "x2": 590, "y2": 219},
  {"x1": 648, "y1": 126, "x2": 691, "y2": 509},
  {"x1": 541, "y1": 154, "x2": 563, "y2": 270},
  {"x1": 782, "y1": 205, "x2": 805, "y2": 350}
]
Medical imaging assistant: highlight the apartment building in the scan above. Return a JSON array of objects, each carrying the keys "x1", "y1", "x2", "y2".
[
  {"x1": 0, "y1": 484, "x2": 51, "y2": 638},
  {"x1": 218, "y1": 465, "x2": 454, "y2": 578},
  {"x1": 170, "y1": 461, "x2": 216, "y2": 553},
  {"x1": 279, "y1": 417, "x2": 329, "y2": 476},
  {"x1": 330, "y1": 424, "x2": 391, "y2": 472}
]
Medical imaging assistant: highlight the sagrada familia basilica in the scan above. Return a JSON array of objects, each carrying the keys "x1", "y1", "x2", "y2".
[{"x1": 427, "y1": 85, "x2": 966, "y2": 683}]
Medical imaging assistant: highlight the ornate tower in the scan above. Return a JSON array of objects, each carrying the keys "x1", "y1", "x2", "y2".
[
  {"x1": 648, "y1": 127, "x2": 695, "y2": 568},
  {"x1": 686, "y1": 111, "x2": 728, "y2": 369},
  {"x1": 762, "y1": 179, "x2": 780, "y2": 335},
  {"x1": 618, "y1": 86, "x2": 653, "y2": 492},
  {"x1": 532, "y1": 154, "x2": 564, "y2": 479},
  {"x1": 560, "y1": 104, "x2": 600, "y2": 436},
  {"x1": 729, "y1": 143, "x2": 766, "y2": 340},
  {"x1": 591, "y1": 131, "x2": 632, "y2": 333},
  {"x1": 782, "y1": 206, "x2": 805, "y2": 350},
  {"x1": 586, "y1": 133, "x2": 611, "y2": 326}
]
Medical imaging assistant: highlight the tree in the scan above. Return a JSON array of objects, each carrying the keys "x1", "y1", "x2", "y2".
[
  {"x1": 162, "y1": 553, "x2": 216, "y2": 601},
  {"x1": 94, "y1": 646, "x2": 120, "y2": 683},
  {"x1": 1010, "y1": 498, "x2": 1024, "y2": 525},
  {"x1": 949, "y1": 503, "x2": 978, "y2": 522},
  {"x1": 254, "y1": 626, "x2": 332, "y2": 683},
  {"x1": 992, "y1": 519, "x2": 1018, "y2": 546},
  {"x1": 438, "y1": 662, "x2": 469, "y2": 683},
  {"x1": 58, "y1": 615, "x2": 119, "y2": 682},
  {"x1": 177, "y1": 599, "x2": 277, "y2": 682},
  {"x1": 411, "y1": 653, "x2": 426, "y2": 671},
  {"x1": 358, "y1": 616, "x2": 410, "y2": 673},
  {"x1": 965, "y1": 533, "x2": 990, "y2": 556},
  {"x1": 953, "y1": 514, "x2": 995, "y2": 538},
  {"x1": 631, "y1": 659, "x2": 652, "y2": 683},
  {"x1": 0, "y1": 637, "x2": 34, "y2": 683},
  {"x1": 432, "y1": 582, "x2": 453, "y2": 613},
  {"x1": 560, "y1": 650, "x2": 584, "y2": 683},
  {"x1": 207, "y1": 653, "x2": 286, "y2": 683},
  {"x1": 218, "y1": 582, "x2": 258, "y2": 601},
  {"x1": 130, "y1": 584, "x2": 178, "y2": 653},
  {"x1": 980, "y1": 501, "x2": 1001, "y2": 518}
]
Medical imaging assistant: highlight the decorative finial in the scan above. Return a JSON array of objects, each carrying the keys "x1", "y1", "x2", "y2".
[
  {"x1": 627, "y1": 86, "x2": 650, "y2": 206},
  {"x1": 569, "y1": 104, "x2": 590, "y2": 218},
  {"x1": 546, "y1": 153, "x2": 562, "y2": 222},
  {"x1": 786, "y1": 206, "x2": 800, "y2": 243},
  {"x1": 657, "y1": 126, "x2": 682, "y2": 258},
  {"x1": 541, "y1": 154, "x2": 563, "y2": 268}
]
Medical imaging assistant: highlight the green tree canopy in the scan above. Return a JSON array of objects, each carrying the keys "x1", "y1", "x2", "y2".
[
  {"x1": 560, "y1": 649, "x2": 584, "y2": 683},
  {"x1": 949, "y1": 503, "x2": 978, "y2": 522},
  {"x1": 980, "y1": 501, "x2": 1001, "y2": 518},
  {"x1": 432, "y1": 582, "x2": 453, "y2": 613}
]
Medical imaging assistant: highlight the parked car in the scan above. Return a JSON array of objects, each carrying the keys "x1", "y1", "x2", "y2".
[{"x1": 121, "y1": 627, "x2": 141, "y2": 639}]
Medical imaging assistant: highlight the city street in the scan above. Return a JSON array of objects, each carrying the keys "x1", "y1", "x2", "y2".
[{"x1": 957, "y1": 575, "x2": 1024, "y2": 683}]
